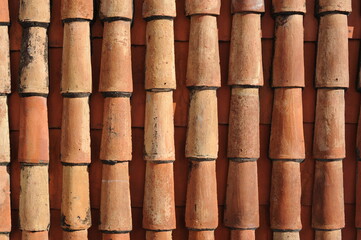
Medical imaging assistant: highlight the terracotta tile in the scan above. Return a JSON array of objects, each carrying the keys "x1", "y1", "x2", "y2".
[
  {"x1": 143, "y1": 162, "x2": 176, "y2": 230},
  {"x1": 232, "y1": 0, "x2": 265, "y2": 13},
  {"x1": 270, "y1": 161, "x2": 302, "y2": 230},
  {"x1": 217, "y1": 0, "x2": 231, "y2": 41},
  {"x1": 61, "y1": 97, "x2": 91, "y2": 164},
  {"x1": 315, "y1": 14, "x2": 349, "y2": 88},
  {"x1": 0, "y1": 96, "x2": 10, "y2": 163},
  {"x1": 145, "y1": 231, "x2": 172, "y2": 240},
  {"x1": 49, "y1": 129, "x2": 62, "y2": 209},
  {"x1": 272, "y1": 15, "x2": 305, "y2": 88},
  {"x1": 0, "y1": 166, "x2": 11, "y2": 232},
  {"x1": 258, "y1": 124, "x2": 272, "y2": 205},
  {"x1": 304, "y1": 0, "x2": 318, "y2": 41},
  {"x1": 100, "y1": 21, "x2": 133, "y2": 93},
  {"x1": 144, "y1": 91, "x2": 175, "y2": 161},
  {"x1": 88, "y1": 209, "x2": 102, "y2": 240},
  {"x1": 48, "y1": 48, "x2": 63, "y2": 128},
  {"x1": 61, "y1": 22, "x2": 92, "y2": 94},
  {"x1": 61, "y1": 165, "x2": 91, "y2": 231},
  {"x1": 317, "y1": 0, "x2": 352, "y2": 15},
  {"x1": 269, "y1": 88, "x2": 305, "y2": 160},
  {"x1": 260, "y1": 39, "x2": 274, "y2": 125},
  {"x1": 174, "y1": 42, "x2": 189, "y2": 127},
  {"x1": 145, "y1": 19, "x2": 176, "y2": 90},
  {"x1": 18, "y1": 96, "x2": 49, "y2": 163},
  {"x1": 300, "y1": 206, "x2": 314, "y2": 240},
  {"x1": 18, "y1": 0, "x2": 50, "y2": 23},
  {"x1": 130, "y1": 207, "x2": 146, "y2": 239},
  {"x1": 142, "y1": 0, "x2": 176, "y2": 19},
  {"x1": 100, "y1": 162, "x2": 132, "y2": 232},
  {"x1": 21, "y1": 231, "x2": 48, "y2": 240},
  {"x1": 62, "y1": 230, "x2": 88, "y2": 240},
  {"x1": 273, "y1": 232, "x2": 300, "y2": 240},
  {"x1": 9, "y1": 50, "x2": 20, "y2": 93},
  {"x1": 346, "y1": 40, "x2": 360, "y2": 123},
  {"x1": 344, "y1": 124, "x2": 357, "y2": 204},
  {"x1": 91, "y1": 37, "x2": 103, "y2": 94},
  {"x1": 8, "y1": 0, "x2": 22, "y2": 51},
  {"x1": 314, "y1": 230, "x2": 341, "y2": 240},
  {"x1": 185, "y1": 0, "x2": 221, "y2": 16},
  {"x1": 256, "y1": 205, "x2": 272, "y2": 240},
  {"x1": 90, "y1": 93, "x2": 104, "y2": 130},
  {"x1": 217, "y1": 125, "x2": 229, "y2": 206},
  {"x1": 227, "y1": 88, "x2": 260, "y2": 159},
  {"x1": 174, "y1": 0, "x2": 190, "y2": 41},
  {"x1": 130, "y1": 46, "x2": 146, "y2": 128},
  {"x1": 224, "y1": 161, "x2": 259, "y2": 229},
  {"x1": 0, "y1": 234, "x2": 9, "y2": 240},
  {"x1": 186, "y1": 15, "x2": 221, "y2": 88},
  {"x1": 261, "y1": 0, "x2": 274, "y2": 39},
  {"x1": 61, "y1": 0, "x2": 93, "y2": 20},
  {"x1": 230, "y1": 230, "x2": 255, "y2": 240},
  {"x1": 99, "y1": 0, "x2": 132, "y2": 20},
  {"x1": 343, "y1": 204, "x2": 356, "y2": 239},
  {"x1": 0, "y1": 26, "x2": 11, "y2": 94},
  {"x1": 173, "y1": 207, "x2": 187, "y2": 240},
  {"x1": 186, "y1": 90, "x2": 218, "y2": 159},
  {"x1": 272, "y1": 0, "x2": 306, "y2": 14},
  {"x1": 129, "y1": 128, "x2": 145, "y2": 207},
  {"x1": 9, "y1": 131, "x2": 20, "y2": 210},
  {"x1": 131, "y1": 0, "x2": 146, "y2": 45},
  {"x1": 313, "y1": 89, "x2": 346, "y2": 160},
  {"x1": 0, "y1": 0, "x2": 9, "y2": 23},
  {"x1": 89, "y1": 129, "x2": 102, "y2": 208},
  {"x1": 48, "y1": 0, "x2": 63, "y2": 47},
  {"x1": 312, "y1": 161, "x2": 345, "y2": 230},
  {"x1": 228, "y1": 14, "x2": 263, "y2": 87},
  {"x1": 19, "y1": 165, "x2": 50, "y2": 231},
  {"x1": 188, "y1": 230, "x2": 214, "y2": 240},
  {"x1": 174, "y1": 127, "x2": 187, "y2": 207},
  {"x1": 186, "y1": 161, "x2": 218, "y2": 230},
  {"x1": 91, "y1": 18, "x2": 103, "y2": 39},
  {"x1": 301, "y1": 123, "x2": 315, "y2": 206},
  {"x1": 303, "y1": 42, "x2": 317, "y2": 124},
  {"x1": 217, "y1": 42, "x2": 231, "y2": 125},
  {"x1": 100, "y1": 97, "x2": 132, "y2": 161},
  {"x1": 348, "y1": 0, "x2": 361, "y2": 39},
  {"x1": 102, "y1": 233, "x2": 130, "y2": 240}
]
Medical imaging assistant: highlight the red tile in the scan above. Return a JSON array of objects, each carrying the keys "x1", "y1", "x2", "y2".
[
  {"x1": 260, "y1": 39, "x2": 273, "y2": 125},
  {"x1": 131, "y1": 0, "x2": 146, "y2": 45},
  {"x1": 90, "y1": 130, "x2": 102, "y2": 209},
  {"x1": 218, "y1": 42, "x2": 230, "y2": 125},
  {"x1": 8, "y1": 0, "x2": 21, "y2": 51},
  {"x1": 346, "y1": 40, "x2": 361, "y2": 124},
  {"x1": 130, "y1": 207, "x2": 146, "y2": 239},
  {"x1": 348, "y1": 0, "x2": 361, "y2": 39},
  {"x1": 129, "y1": 128, "x2": 145, "y2": 207},
  {"x1": 131, "y1": 46, "x2": 146, "y2": 128},
  {"x1": 217, "y1": 125, "x2": 229, "y2": 206},
  {"x1": 343, "y1": 204, "x2": 357, "y2": 239},
  {"x1": 304, "y1": 0, "x2": 318, "y2": 41},
  {"x1": 48, "y1": 0, "x2": 63, "y2": 47},
  {"x1": 344, "y1": 123, "x2": 357, "y2": 204},
  {"x1": 174, "y1": 127, "x2": 187, "y2": 207},
  {"x1": 218, "y1": 0, "x2": 231, "y2": 41},
  {"x1": 300, "y1": 206, "x2": 314, "y2": 240},
  {"x1": 301, "y1": 123, "x2": 315, "y2": 206},
  {"x1": 174, "y1": 0, "x2": 190, "y2": 41},
  {"x1": 256, "y1": 205, "x2": 272, "y2": 240},
  {"x1": 258, "y1": 124, "x2": 271, "y2": 205},
  {"x1": 49, "y1": 129, "x2": 62, "y2": 209},
  {"x1": 303, "y1": 42, "x2": 317, "y2": 123},
  {"x1": 174, "y1": 42, "x2": 189, "y2": 127},
  {"x1": 261, "y1": 0, "x2": 274, "y2": 39},
  {"x1": 10, "y1": 131, "x2": 19, "y2": 210}
]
